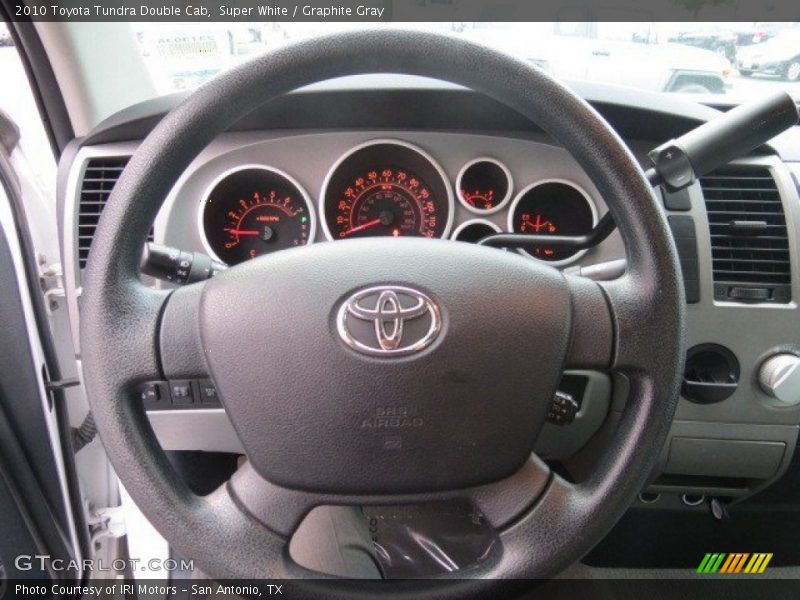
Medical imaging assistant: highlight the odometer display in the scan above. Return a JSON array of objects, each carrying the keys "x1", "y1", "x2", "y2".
[
  {"x1": 322, "y1": 141, "x2": 453, "y2": 241},
  {"x1": 201, "y1": 167, "x2": 315, "y2": 265}
]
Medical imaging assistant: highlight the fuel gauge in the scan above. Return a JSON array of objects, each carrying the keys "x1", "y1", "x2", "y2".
[{"x1": 456, "y1": 158, "x2": 513, "y2": 214}]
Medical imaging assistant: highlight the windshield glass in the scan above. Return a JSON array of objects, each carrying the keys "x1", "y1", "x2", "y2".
[{"x1": 132, "y1": 21, "x2": 800, "y2": 102}]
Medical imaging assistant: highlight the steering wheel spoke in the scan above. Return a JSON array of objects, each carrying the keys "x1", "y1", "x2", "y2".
[
  {"x1": 228, "y1": 461, "x2": 323, "y2": 537},
  {"x1": 599, "y1": 273, "x2": 684, "y2": 375},
  {"x1": 81, "y1": 279, "x2": 170, "y2": 388},
  {"x1": 565, "y1": 270, "x2": 684, "y2": 377},
  {"x1": 158, "y1": 281, "x2": 210, "y2": 380},
  {"x1": 228, "y1": 453, "x2": 550, "y2": 548},
  {"x1": 465, "y1": 454, "x2": 551, "y2": 528},
  {"x1": 563, "y1": 274, "x2": 614, "y2": 370}
]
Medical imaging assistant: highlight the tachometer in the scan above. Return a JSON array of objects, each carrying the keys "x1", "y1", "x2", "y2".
[
  {"x1": 201, "y1": 166, "x2": 315, "y2": 265},
  {"x1": 321, "y1": 141, "x2": 453, "y2": 240}
]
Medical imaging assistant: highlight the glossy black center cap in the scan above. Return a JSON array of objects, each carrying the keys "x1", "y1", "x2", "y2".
[{"x1": 200, "y1": 238, "x2": 572, "y2": 494}]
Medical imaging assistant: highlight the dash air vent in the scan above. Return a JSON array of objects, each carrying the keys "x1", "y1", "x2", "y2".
[
  {"x1": 700, "y1": 165, "x2": 791, "y2": 304},
  {"x1": 77, "y1": 156, "x2": 152, "y2": 268}
]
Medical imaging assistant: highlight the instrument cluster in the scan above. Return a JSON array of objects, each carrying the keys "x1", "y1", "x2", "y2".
[{"x1": 199, "y1": 138, "x2": 598, "y2": 267}]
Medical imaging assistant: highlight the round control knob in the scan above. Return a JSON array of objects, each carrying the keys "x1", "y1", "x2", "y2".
[{"x1": 759, "y1": 353, "x2": 800, "y2": 406}]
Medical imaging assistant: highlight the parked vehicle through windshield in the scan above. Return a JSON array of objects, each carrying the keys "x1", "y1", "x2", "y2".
[{"x1": 128, "y1": 21, "x2": 800, "y2": 102}]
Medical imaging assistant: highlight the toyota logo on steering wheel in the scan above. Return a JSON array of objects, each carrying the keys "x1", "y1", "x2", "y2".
[{"x1": 336, "y1": 286, "x2": 442, "y2": 357}]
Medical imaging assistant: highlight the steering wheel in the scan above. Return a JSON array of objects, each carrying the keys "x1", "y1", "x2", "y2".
[{"x1": 81, "y1": 30, "x2": 685, "y2": 593}]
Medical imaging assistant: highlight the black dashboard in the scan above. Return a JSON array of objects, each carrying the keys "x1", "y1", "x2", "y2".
[{"x1": 58, "y1": 77, "x2": 800, "y2": 505}]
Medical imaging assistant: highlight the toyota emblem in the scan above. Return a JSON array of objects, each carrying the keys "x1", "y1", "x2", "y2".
[{"x1": 337, "y1": 286, "x2": 442, "y2": 357}]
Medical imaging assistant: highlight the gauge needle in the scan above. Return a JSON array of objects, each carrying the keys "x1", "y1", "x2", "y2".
[
  {"x1": 225, "y1": 228, "x2": 260, "y2": 236},
  {"x1": 342, "y1": 218, "x2": 382, "y2": 236}
]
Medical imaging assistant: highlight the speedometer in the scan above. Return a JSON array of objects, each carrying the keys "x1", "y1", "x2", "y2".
[
  {"x1": 321, "y1": 140, "x2": 453, "y2": 240},
  {"x1": 331, "y1": 167, "x2": 439, "y2": 239}
]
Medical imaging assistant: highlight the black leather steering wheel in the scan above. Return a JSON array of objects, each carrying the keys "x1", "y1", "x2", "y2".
[{"x1": 81, "y1": 30, "x2": 685, "y2": 594}]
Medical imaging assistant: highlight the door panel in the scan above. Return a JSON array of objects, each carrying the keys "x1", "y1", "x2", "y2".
[{"x1": 0, "y1": 129, "x2": 81, "y2": 584}]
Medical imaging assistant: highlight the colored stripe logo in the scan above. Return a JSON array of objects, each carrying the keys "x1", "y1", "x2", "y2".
[{"x1": 697, "y1": 553, "x2": 773, "y2": 574}]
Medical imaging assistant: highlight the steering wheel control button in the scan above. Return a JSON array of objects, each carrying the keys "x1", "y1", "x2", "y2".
[
  {"x1": 138, "y1": 380, "x2": 220, "y2": 410},
  {"x1": 195, "y1": 380, "x2": 221, "y2": 406},
  {"x1": 169, "y1": 381, "x2": 194, "y2": 406},
  {"x1": 337, "y1": 285, "x2": 441, "y2": 357},
  {"x1": 139, "y1": 383, "x2": 166, "y2": 409},
  {"x1": 546, "y1": 391, "x2": 579, "y2": 426},
  {"x1": 140, "y1": 384, "x2": 159, "y2": 403}
]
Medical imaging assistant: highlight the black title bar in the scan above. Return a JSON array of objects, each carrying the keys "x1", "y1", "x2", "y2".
[{"x1": 6, "y1": 0, "x2": 800, "y2": 22}]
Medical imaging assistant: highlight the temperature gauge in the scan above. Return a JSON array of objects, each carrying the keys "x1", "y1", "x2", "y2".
[
  {"x1": 456, "y1": 158, "x2": 513, "y2": 214},
  {"x1": 509, "y1": 180, "x2": 596, "y2": 265}
]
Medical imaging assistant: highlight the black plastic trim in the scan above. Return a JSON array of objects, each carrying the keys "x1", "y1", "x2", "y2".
[{"x1": 81, "y1": 86, "x2": 717, "y2": 147}]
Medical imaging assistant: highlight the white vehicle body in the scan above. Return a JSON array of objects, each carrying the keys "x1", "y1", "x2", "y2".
[
  {"x1": 737, "y1": 30, "x2": 800, "y2": 81},
  {"x1": 468, "y1": 23, "x2": 731, "y2": 94}
]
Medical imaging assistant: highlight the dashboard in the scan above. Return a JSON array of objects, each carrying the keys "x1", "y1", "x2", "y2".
[
  {"x1": 196, "y1": 136, "x2": 600, "y2": 267},
  {"x1": 171, "y1": 132, "x2": 617, "y2": 270},
  {"x1": 58, "y1": 79, "x2": 800, "y2": 505}
]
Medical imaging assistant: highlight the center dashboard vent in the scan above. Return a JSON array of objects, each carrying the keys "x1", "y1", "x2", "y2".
[
  {"x1": 700, "y1": 165, "x2": 791, "y2": 304},
  {"x1": 77, "y1": 156, "x2": 152, "y2": 268}
]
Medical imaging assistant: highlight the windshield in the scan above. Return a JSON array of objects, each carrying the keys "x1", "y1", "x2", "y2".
[{"x1": 133, "y1": 21, "x2": 800, "y2": 103}]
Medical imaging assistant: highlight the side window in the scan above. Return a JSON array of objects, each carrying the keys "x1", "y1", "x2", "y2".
[
  {"x1": 0, "y1": 21, "x2": 58, "y2": 266},
  {"x1": 0, "y1": 22, "x2": 56, "y2": 195}
]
